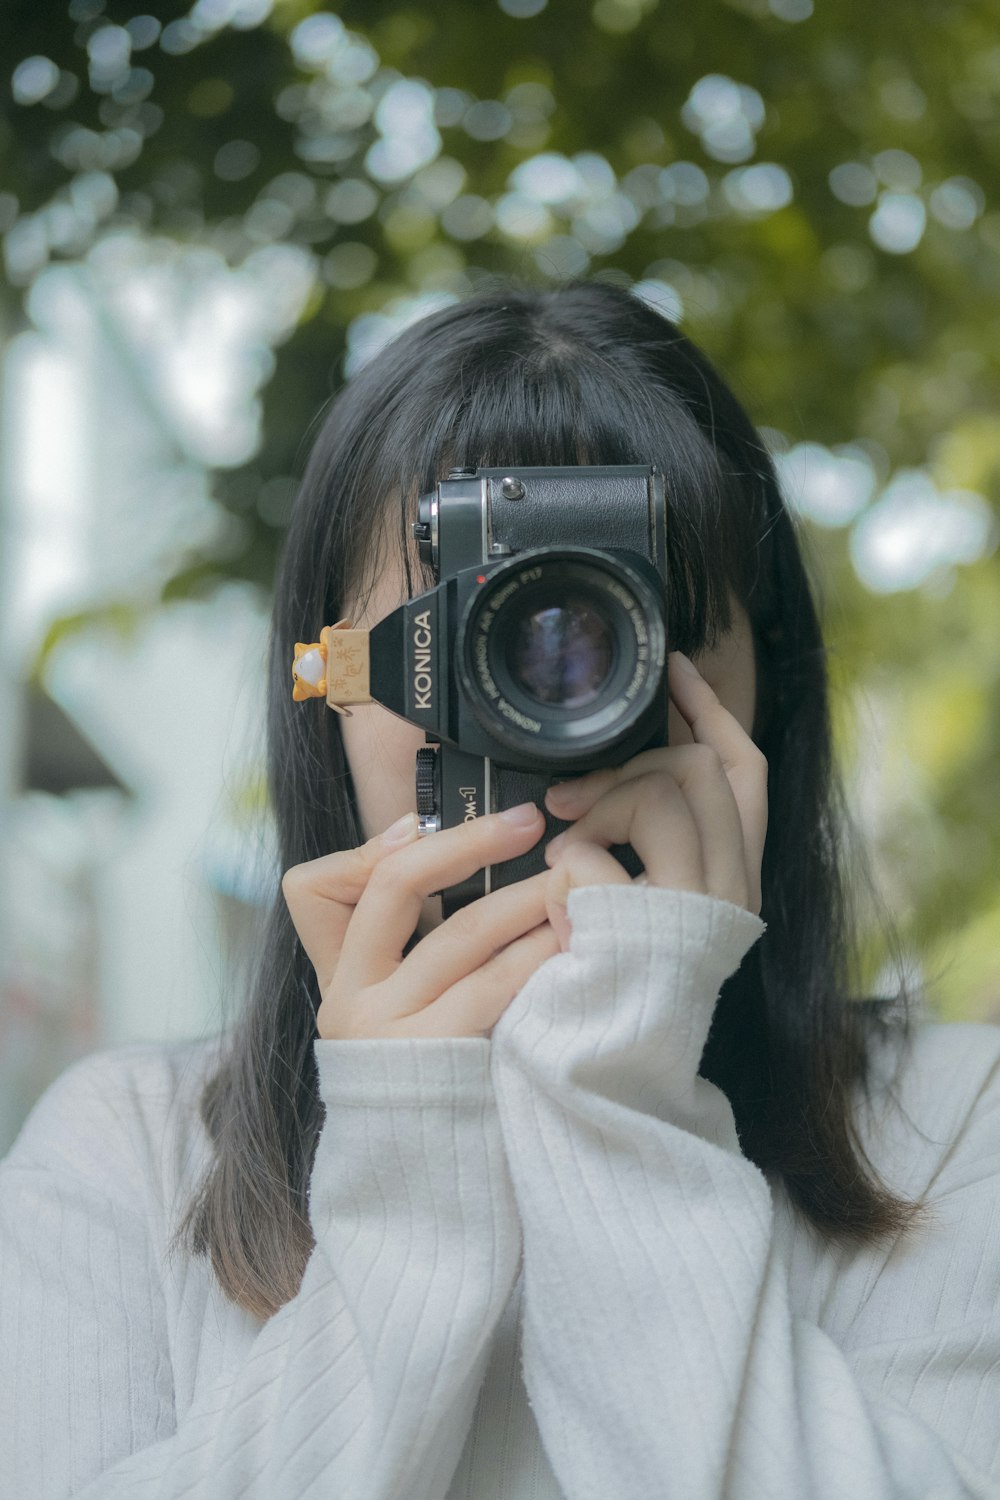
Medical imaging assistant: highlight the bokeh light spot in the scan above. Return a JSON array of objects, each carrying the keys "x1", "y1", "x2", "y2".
[
  {"x1": 869, "y1": 192, "x2": 926, "y2": 254},
  {"x1": 828, "y1": 162, "x2": 878, "y2": 207},
  {"x1": 12, "y1": 56, "x2": 61, "y2": 106}
]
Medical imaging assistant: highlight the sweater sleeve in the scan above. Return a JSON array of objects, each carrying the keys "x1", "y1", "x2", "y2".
[
  {"x1": 0, "y1": 1037, "x2": 521, "y2": 1500},
  {"x1": 488, "y1": 882, "x2": 1000, "y2": 1500}
]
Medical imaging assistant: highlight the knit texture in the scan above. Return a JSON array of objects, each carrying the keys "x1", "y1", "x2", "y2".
[{"x1": 2, "y1": 884, "x2": 999, "y2": 1499}]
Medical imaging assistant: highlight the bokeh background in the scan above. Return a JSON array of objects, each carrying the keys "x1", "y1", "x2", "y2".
[{"x1": 1, "y1": 0, "x2": 998, "y2": 1154}]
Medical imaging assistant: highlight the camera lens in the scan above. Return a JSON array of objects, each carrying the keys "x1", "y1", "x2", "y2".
[
  {"x1": 458, "y1": 547, "x2": 666, "y2": 765},
  {"x1": 507, "y1": 594, "x2": 615, "y2": 709}
]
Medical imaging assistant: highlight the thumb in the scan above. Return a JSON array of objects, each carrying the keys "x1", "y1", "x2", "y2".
[{"x1": 545, "y1": 844, "x2": 633, "y2": 951}]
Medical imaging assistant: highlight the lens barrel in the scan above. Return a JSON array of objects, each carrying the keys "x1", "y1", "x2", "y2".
[{"x1": 457, "y1": 547, "x2": 665, "y2": 763}]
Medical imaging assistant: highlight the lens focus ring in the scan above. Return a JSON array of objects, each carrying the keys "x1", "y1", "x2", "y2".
[{"x1": 457, "y1": 547, "x2": 665, "y2": 764}]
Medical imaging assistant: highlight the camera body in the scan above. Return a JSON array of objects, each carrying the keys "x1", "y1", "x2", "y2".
[{"x1": 365, "y1": 465, "x2": 669, "y2": 917}]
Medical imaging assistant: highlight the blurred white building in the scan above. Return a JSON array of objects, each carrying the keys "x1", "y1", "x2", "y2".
[{"x1": 0, "y1": 255, "x2": 285, "y2": 1155}]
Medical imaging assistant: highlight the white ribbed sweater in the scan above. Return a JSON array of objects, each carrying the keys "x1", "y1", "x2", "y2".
[{"x1": 2, "y1": 884, "x2": 1000, "y2": 1499}]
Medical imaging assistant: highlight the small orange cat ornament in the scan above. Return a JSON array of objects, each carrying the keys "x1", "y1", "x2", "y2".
[{"x1": 291, "y1": 619, "x2": 372, "y2": 717}]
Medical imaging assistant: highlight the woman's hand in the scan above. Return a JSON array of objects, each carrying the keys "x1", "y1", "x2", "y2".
[
  {"x1": 541, "y1": 651, "x2": 768, "y2": 949},
  {"x1": 282, "y1": 804, "x2": 561, "y2": 1040}
]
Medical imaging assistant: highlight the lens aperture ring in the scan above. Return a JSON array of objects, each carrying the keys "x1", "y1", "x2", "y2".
[{"x1": 457, "y1": 547, "x2": 665, "y2": 763}]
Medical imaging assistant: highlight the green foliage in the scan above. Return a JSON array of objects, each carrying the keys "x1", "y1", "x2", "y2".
[
  {"x1": 29, "y1": 600, "x2": 146, "y2": 685},
  {"x1": 3, "y1": 0, "x2": 998, "y2": 1017}
]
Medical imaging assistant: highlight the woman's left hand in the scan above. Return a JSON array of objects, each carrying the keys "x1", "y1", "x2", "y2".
[{"x1": 541, "y1": 651, "x2": 768, "y2": 950}]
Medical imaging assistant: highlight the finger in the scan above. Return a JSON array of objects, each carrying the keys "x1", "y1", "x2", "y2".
[
  {"x1": 546, "y1": 770, "x2": 707, "y2": 894},
  {"x1": 546, "y1": 662, "x2": 768, "y2": 908},
  {"x1": 333, "y1": 804, "x2": 545, "y2": 992},
  {"x1": 545, "y1": 755, "x2": 655, "y2": 818},
  {"x1": 659, "y1": 746, "x2": 750, "y2": 907},
  {"x1": 668, "y1": 652, "x2": 768, "y2": 896},
  {"x1": 340, "y1": 869, "x2": 553, "y2": 1008},
  {"x1": 281, "y1": 814, "x2": 420, "y2": 993},
  {"x1": 544, "y1": 843, "x2": 631, "y2": 950},
  {"x1": 545, "y1": 742, "x2": 726, "y2": 818},
  {"x1": 408, "y1": 919, "x2": 563, "y2": 1039},
  {"x1": 552, "y1": 747, "x2": 751, "y2": 907}
]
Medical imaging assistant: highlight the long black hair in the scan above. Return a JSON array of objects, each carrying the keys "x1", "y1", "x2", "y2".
[{"x1": 171, "y1": 275, "x2": 930, "y2": 1320}]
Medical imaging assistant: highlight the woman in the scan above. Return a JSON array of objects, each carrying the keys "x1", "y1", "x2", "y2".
[{"x1": 2, "y1": 277, "x2": 998, "y2": 1498}]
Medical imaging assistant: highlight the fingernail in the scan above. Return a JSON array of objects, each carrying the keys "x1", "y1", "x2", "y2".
[
  {"x1": 545, "y1": 780, "x2": 581, "y2": 806},
  {"x1": 500, "y1": 801, "x2": 540, "y2": 826},
  {"x1": 545, "y1": 832, "x2": 567, "y2": 861},
  {"x1": 671, "y1": 651, "x2": 699, "y2": 676},
  {"x1": 381, "y1": 812, "x2": 417, "y2": 846}
]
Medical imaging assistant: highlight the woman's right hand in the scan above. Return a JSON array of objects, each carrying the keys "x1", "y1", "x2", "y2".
[{"x1": 281, "y1": 802, "x2": 561, "y2": 1040}]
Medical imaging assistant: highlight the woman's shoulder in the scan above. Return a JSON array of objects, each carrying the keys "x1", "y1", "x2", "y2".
[
  {"x1": 859, "y1": 1017, "x2": 1000, "y2": 1198},
  {"x1": 1, "y1": 1035, "x2": 227, "y2": 1210}
]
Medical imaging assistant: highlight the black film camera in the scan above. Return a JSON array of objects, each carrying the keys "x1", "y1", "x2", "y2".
[{"x1": 295, "y1": 464, "x2": 669, "y2": 918}]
